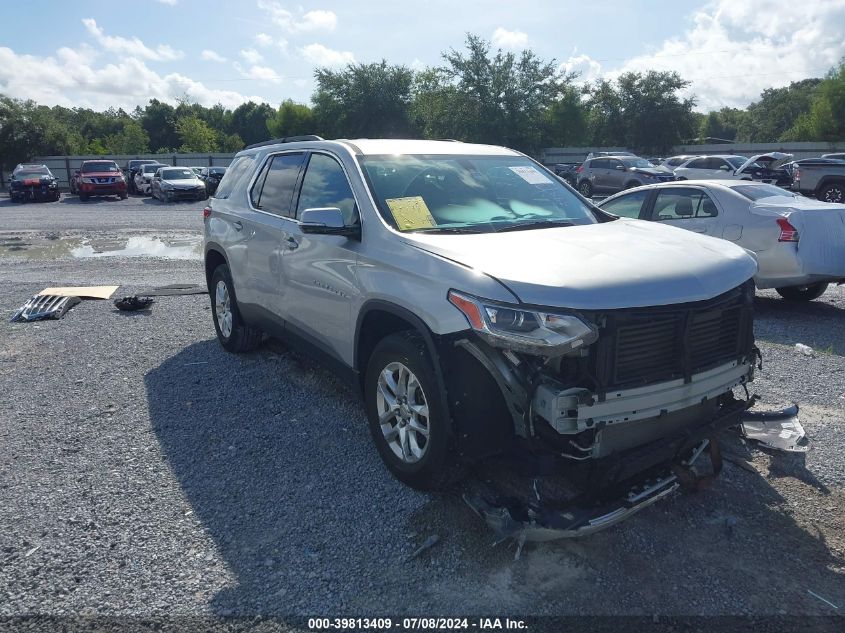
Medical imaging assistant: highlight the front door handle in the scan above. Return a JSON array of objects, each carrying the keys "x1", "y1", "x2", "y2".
[
  {"x1": 286, "y1": 236, "x2": 299, "y2": 250},
  {"x1": 233, "y1": 220, "x2": 243, "y2": 231},
  {"x1": 690, "y1": 226, "x2": 706, "y2": 233}
]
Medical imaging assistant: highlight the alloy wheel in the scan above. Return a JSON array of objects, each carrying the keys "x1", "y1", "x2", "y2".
[
  {"x1": 215, "y1": 280, "x2": 233, "y2": 338},
  {"x1": 376, "y1": 361, "x2": 430, "y2": 463}
]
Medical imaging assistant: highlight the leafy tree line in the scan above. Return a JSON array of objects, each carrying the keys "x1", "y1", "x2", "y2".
[{"x1": 2, "y1": 34, "x2": 844, "y2": 171}]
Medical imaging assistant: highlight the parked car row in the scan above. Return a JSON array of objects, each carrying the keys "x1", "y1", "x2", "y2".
[{"x1": 551, "y1": 150, "x2": 845, "y2": 203}]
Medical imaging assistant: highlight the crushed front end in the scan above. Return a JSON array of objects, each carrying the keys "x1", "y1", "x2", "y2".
[{"x1": 445, "y1": 280, "x2": 759, "y2": 540}]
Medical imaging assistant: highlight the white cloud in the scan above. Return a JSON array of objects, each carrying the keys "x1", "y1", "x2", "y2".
[
  {"x1": 234, "y1": 62, "x2": 281, "y2": 83},
  {"x1": 299, "y1": 43, "x2": 354, "y2": 67},
  {"x1": 0, "y1": 45, "x2": 265, "y2": 111},
  {"x1": 604, "y1": 0, "x2": 845, "y2": 111},
  {"x1": 491, "y1": 27, "x2": 528, "y2": 50},
  {"x1": 156, "y1": 0, "x2": 177, "y2": 5},
  {"x1": 559, "y1": 53, "x2": 603, "y2": 83},
  {"x1": 410, "y1": 58, "x2": 426, "y2": 71},
  {"x1": 82, "y1": 18, "x2": 183, "y2": 61},
  {"x1": 257, "y1": 1, "x2": 337, "y2": 33},
  {"x1": 240, "y1": 48, "x2": 264, "y2": 64},
  {"x1": 255, "y1": 33, "x2": 274, "y2": 47},
  {"x1": 200, "y1": 49, "x2": 227, "y2": 63}
]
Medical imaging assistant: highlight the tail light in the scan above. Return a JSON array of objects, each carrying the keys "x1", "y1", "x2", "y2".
[
  {"x1": 793, "y1": 168, "x2": 801, "y2": 180},
  {"x1": 575, "y1": 165, "x2": 584, "y2": 173},
  {"x1": 777, "y1": 217, "x2": 799, "y2": 242},
  {"x1": 202, "y1": 206, "x2": 212, "y2": 219}
]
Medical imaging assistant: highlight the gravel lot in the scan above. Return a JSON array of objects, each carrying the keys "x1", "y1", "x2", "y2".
[{"x1": 1, "y1": 194, "x2": 843, "y2": 626}]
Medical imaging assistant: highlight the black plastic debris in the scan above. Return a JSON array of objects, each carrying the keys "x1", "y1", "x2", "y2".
[
  {"x1": 10, "y1": 295, "x2": 81, "y2": 323},
  {"x1": 114, "y1": 296, "x2": 155, "y2": 311}
]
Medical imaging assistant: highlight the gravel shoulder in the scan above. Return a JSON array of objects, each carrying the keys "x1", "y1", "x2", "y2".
[{"x1": 0, "y1": 196, "x2": 843, "y2": 622}]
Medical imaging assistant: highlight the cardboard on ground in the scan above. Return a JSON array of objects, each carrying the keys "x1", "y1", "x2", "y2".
[
  {"x1": 39, "y1": 286, "x2": 119, "y2": 299},
  {"x1": 386, "y1": 196, "x2": 437, "y2": 231}
]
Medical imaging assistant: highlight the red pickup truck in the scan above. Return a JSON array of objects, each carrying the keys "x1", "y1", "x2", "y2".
[{"x1": 70, "y1": 160, "x2": 128, "y2": 201}]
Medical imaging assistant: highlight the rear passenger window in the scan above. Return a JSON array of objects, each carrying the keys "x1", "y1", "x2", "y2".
[
  {"x1": 252, "y1": 153, "x2": 305, "y2": 217},
  {"x1": 652, "y1": 188, "x2": 719, "y2": 220},
  {"x1": 601, "y1": 190, "x2": 648, "y2": 219},
  {"x1": 295, "y1": 153, "x2": 357, "y2": 224},
  {"x1": 214, "y1": 155, "x2": 255, "y2": 200},
  {"x1": 590, "y1": 159, "x2": 608, "y2": 169}
]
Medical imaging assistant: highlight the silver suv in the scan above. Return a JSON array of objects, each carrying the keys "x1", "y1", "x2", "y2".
[
  {"x1": 204, "y1": 137, "x2": 758, "y2": 507},
  {"x1": 576, "y1": 155, "x2": 674, "y2": 197}
]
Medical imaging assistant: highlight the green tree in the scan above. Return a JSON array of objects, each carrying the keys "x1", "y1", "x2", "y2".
[
  {"x1": 220, "y1": 133, "x2": 244, "y2": 152},
  {"x1": 228, "y1": 101, "x2": 275, "y2": 146},
  {"x1": 782, "y1": 62, "x2": 845, "y2": 141},
  {"x1": 104, "y1": 120, "x2": 150, "y2": 154},
  {"x1": 175, "y1": 115, "x2": 218, "y2": 153},
  {"x1": 411, "y1": 35, "x2": 575, "y2": 154},
  {"x1": 543, "y1": 85, "x2": 590, "y2": 147},
  {"x1": 736, "y1": 78, "x2": 821, "y2": 141},
  {"x1": 267, "y1": 99, "x2": 315, "y2": 138},
  {"x1": 616, "y1": 71, "x2": 695, "y2": 153},
  {"x1": 141, "y1": 99, "x2": 179, "y2": 152},
  {"x1": 313, "y1": 61, "x2": 416, "y2": 139}
]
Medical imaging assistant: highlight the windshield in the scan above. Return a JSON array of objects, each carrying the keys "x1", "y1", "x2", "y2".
[
  {"x1": 209, "y1": 167, "x2": 226, "y2": 175},
  {"x1": 726, "y1": 156, "x2": 750, "y2": 169},
  {"x1": 15, "y1": 168, "x2": 49, "y2": 178},
  {"x1": 161, "y1": 168, "x2": 194, "y2": 180},
  {"x1": 732, "y1": 184, "x2": 795, "y2": 201},
  {"x1": 620, "y1": 158, "x2": 654, "y2": 168},
  {"x1": 82, "y1": 162, "x2": 119, "y2": 173},
  {"x1": 142, "y1": 165, "x2": 163, "y2": 174},
  {"x1": 360, "y1": 154, "x2": 597, "y2": 233}
]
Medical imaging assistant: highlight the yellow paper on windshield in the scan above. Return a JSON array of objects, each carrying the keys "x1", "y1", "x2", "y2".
[{"x1": 386, "y1": 196, "x2": 437, "y2": 231}]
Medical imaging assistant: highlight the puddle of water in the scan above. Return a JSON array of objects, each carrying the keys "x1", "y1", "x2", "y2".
[
  {"x1": 71, "y1": 236, "x2": 201, "y2": 260},
  {"x1": 0, "y1": 234, "x2": 202, "y2": 260}
]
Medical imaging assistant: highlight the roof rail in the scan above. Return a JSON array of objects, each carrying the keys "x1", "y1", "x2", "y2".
[{"x1": 245, "y1": 135, "x2": 324, "y2": 150}]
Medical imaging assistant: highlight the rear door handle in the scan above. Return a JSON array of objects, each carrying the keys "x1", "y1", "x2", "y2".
[
  {"x1": 286, "y1": 236, "x2": 299, "y2": 250},
  {"x1": 233, "y1": 221, "x2": 243, "y2": 231}
]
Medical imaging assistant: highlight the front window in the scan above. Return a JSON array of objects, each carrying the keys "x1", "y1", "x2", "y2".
[
  {"x1": 15, "y1": 168, "x2": 50, "y2": 179},
  {"x1": 360, "y1": 154, "x2": 597, "y2": 233},
  {"x1": 160, "y1": 168, "x2": 194, "y2": 180},
  {"x1": 82, "y1": 162, "x2": 119, "y2": 173},
  {"x1": 142, "y1": 165, "x2": 161, "y2": 174},
  {"x1": 732, "y1": 184, "x2": 794, "y2": 201}
]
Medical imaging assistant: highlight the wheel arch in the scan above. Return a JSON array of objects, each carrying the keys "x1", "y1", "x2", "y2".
[{"x1": 204, "y1": 244, "x2": 229, "y2": 288}]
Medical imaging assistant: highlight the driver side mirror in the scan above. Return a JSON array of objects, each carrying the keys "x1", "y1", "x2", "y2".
[
  {"x1": 615, "y1": 165, "x2": 625, "y2": 171},
  {"x1": 300, "y1": 207, "x2": 360, "y2": 238}
]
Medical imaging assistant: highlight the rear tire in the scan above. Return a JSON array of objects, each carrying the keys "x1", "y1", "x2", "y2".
[
  {"x1": 79, "y1": 194, "x2": 89, "y2": 201},
  {"x1": 209, "y1": 264, "x2": 263, "y2": 353},
  {"x1": 364, "y1": 331, "x2": 457, "y2": 490},
  {"x1": 775, "y1": 282, "x2": 829, "y2": 302},
  {"x1": 578, "y1": 180, "x2": 593, "y2": 198},
  {"x1": 818, "y1": 183, "x2": 845, "y2": 204}
]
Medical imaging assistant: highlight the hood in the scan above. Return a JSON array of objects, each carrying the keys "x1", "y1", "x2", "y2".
[
  {"x1": 400, "y1": 220, "x2": 757, "y2": 310},
  {"x1": 631, "y1": 167, "x2": 671, "y2": 176},
  {"x1": 737, "y1": 152, "x2": 793, "y2": 174},
  {"x1": 162, "y1": 177, "x2": 202, "y2": 187}
]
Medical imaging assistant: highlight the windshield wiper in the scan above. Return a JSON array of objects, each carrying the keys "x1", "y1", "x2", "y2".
[
  {"x1": 494, "y1": 220, "x2": 574, "y2": 232},
  {"x1": 407, "y1": 226, "x2": 487, "y2": 234}
]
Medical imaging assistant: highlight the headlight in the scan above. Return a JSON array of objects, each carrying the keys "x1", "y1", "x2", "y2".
[
  {"x1": 81, "y1": 177, "x2": 94, "y2": 183},
  {"x1": 161, "y1": 182, "x2": 173, "y2": 190},
  {"x1": 448, "y1": 290, "x2": 598, "y2": 356}
]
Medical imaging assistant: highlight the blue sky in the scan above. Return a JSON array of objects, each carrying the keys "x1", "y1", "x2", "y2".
[{"x1": 2, "y1": 0, "x2": 844, "y2": 112}]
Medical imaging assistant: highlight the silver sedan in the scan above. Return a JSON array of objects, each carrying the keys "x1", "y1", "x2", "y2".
[{"x1": 598, "y1": 180, "x2": 845, "y2": 301}]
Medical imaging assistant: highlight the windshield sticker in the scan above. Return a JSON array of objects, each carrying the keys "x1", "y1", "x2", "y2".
[
  {"x1": 386, "y1": 196, "x2": 437, "y2": 231},
  {"x1": 509, "y1": 166, "x2": 552, "y2": 185}
]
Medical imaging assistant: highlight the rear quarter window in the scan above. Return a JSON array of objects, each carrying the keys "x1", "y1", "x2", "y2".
[{"x1": 214, "y1": 155, "x2": 256, "y2": 200}]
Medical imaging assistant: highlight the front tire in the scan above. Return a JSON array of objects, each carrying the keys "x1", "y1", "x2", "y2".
[
  {"x1": 818, "y1": 183, "x2": 845, "y2": 204},
  {"x1": 364, "y1": 332, "x2": 456, "y2": 490},
  {"x1": 775, "y1": 282, "x2": 829, "y2": 302},
  {"x1": 578, "y1": 180, "x2": 593, "y2": 198},
  {"x1": 209, "y1": 264, "x2": 263, "y2": 353},
  {"x1": 79, "y1": 194, "x2": 89, "y2": 201}
]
